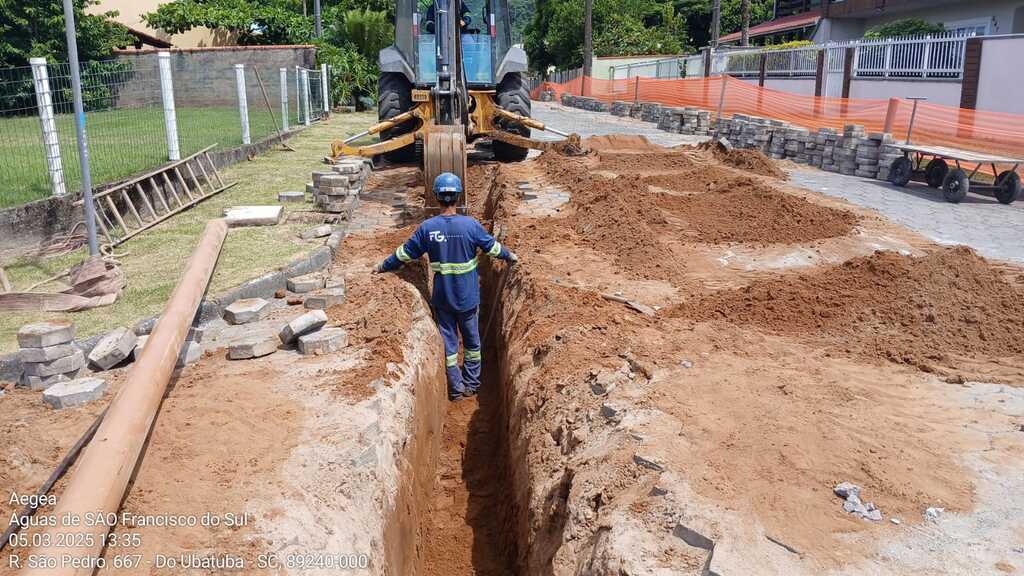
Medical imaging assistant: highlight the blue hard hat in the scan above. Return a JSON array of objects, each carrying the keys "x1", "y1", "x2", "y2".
[{"x1": 433, "y1": 172, "x2": 463, "y2": 204}]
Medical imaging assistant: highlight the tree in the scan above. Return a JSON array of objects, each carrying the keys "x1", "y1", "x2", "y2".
[
  {"x1": 864, "y1": 18, "x2": 946, "y2": 39},
  {"x1": 330, "y1": 8, "x2": 393, "y2": 60},
  {"x1": 0, "y1": 0, "x2": 133, "y2": 68},
  {"x1": 671, "y1": 0, "x2": 771, "y2": 49},
  {"x1": 740, "y1": 0, "x2": 750, "y2": 46},
  {"x1": 143, "y1": 0, "x2": 312, "y2": 45},
  {"x1": 526, "y1": 0, "x2": 691, "y2": 73}
]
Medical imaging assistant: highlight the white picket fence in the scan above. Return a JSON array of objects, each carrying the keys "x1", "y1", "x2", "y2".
[{"x1": 633, "y1": 31, "x2": 976, "y2": 81}]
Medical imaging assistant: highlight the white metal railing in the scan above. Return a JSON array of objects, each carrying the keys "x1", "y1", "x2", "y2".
[
  {"x1": 851, "y1": 31, "x2": 972, "y2": 79},
  {"x1": 609, "y1": 57, "x2": 688, "y2": 80}
]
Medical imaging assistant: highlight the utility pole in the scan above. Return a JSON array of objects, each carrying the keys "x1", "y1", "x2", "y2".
[
  {"x1": 314, "y1": 0, "x2": 322, "y2": 37},
  {"x1": 582, "y1": 0, "x2": 592, "y2": 92},
  {"x1": 711, "y1": 0, "x2": 721, "y2": 48},
  {"x1": 741, "y1": 0, "x2": 751, "y2": 46},
  {"x1": 61, "y1": 0, "x2": 99, "y2": 256}
]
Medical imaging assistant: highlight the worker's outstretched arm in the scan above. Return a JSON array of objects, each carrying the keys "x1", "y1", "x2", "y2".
[
  {"x1": 473, "y1": 222, "x2": 518, "y2": 264},
  {"x1": 374, "y1": 227, "x2": 427, "y2": 273}
]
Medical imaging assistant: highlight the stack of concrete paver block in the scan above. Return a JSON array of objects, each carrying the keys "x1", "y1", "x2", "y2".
[
  {"x1": 539, "y1": 90, "x2": 556, "y2": 102},
  {"x1": 657, "y1": 108, "x2": 682, "y2": 132},
  {"x1": 854, "y1": 133, "x2": 892, "y2": 179},
  {"x1": 640, "y1": 103, "x2": 663, "y2": 123},
  {"x1": 610, "y1": 101, "x2": 632, "y2": 117},
  {"x1": 309, "y1": 156, "x2": 369, "y2": 214},
  {"x1": 783, "y1": 127, "x2": 811, "y2": 164},
  {"x1": 806, "y1": 128, "x2": 837, "y2": 169},
  {"x1": 680, "y1": 108, "x2": 711, "y2": 136},
  {"x1": 876, "y1": 141, "x2": 904, "y2": 182},
  {"x1": 819, "y1": 129, "x2": 841, "y2": 172},
  {"x1": 560, "y1": 93, "x2": 574, "y2": 107},
  {"x1": 17, "y1": 321, "x2": 85, "y2": 390},
  {"x1": 43, "y1": 377, "x2": 107, "y2": 410}
]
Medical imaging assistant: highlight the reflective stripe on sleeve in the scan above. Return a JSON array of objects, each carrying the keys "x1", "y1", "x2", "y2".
[
  {"x1": 395, "y1": 245, "x2": 412, "y2": 263},
  {"x1": 430, "y1": 257, "x2": 478, "y2": 275},
  {"x1": 487, "y1": 241, "x2": 502, "y2": 257}
]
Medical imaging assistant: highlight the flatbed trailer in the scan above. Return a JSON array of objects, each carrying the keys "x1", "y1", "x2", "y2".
[{"x1": 886, "y1": 143, "x2": 1022, "y2": 204}]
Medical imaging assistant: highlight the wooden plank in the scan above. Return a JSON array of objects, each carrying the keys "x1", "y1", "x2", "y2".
[
  {"x1": 173, "y1": 167, "x2": 195, "y2": 200},
  {"x1": 888, "y1": 143, "x2": 1023, "y2": 164},
  {"x1": 104, "y1": 196, "x2": 128, "y2": 234},
  {"x1": 161, "y1": 172, "x2": 184, "y2": 207},
  {"x1": 120, "y1": 190, "x2": 145, "y2": 228},
  {"x1": 134, "y1": 182, "x2": 158, "y2": 220}
]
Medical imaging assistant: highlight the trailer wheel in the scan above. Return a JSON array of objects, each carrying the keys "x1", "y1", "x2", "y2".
[
  {"x1": 493, "y1": 72, "x2": 531, "y2": 162},
  {"x1": 378, "y1": 72, "x2": 417, "y2": 164},
  {"x1": 942, "y1": 169, "x2": 970, "y2": 203},
  {"x1": 924, "y1": 158, "x2": 948, "y2": 188},
  {"x1": 994, "y1": 170, "x2": 1021, "y2": 204},
  {"x1": 889, "y1": 157, "x2": 912, "y2": 187}
]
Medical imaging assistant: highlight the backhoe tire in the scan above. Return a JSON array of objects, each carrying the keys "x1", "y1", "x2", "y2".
[
  {"x1": 493, "y1": 72, "x2": 531, "y2": 162},
  {"x1": 378, "y1": 72, "x2": 417, "y2": 164}
]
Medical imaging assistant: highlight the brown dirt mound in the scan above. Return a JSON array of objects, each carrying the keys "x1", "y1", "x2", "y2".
[
  {"x1": 597, "y1": 150, "x2": 696, "y2": 173},
  {"x1": 585, "y1": 134, "x2": 664, "y2": 152},
  {"x1": 666, "y1": 247, "x2": 1024, "y2": 372},
  {"x1": 714, "y1": 148, "x2": 786, "y2": 179},
  {"x1": 658, "y1": 180, "x2": 859, "y2": 244},
  {"x1": 643, "y1": 166, "x2": 753, "y2": 194}
]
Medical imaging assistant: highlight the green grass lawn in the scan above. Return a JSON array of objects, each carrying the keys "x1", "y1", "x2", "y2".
[
  {"x1": 0, "y1": 105, "x2": 305, "y2": 208},
  {"x1": 0, "y1": 111, "x2": 375, "y2": 354}
]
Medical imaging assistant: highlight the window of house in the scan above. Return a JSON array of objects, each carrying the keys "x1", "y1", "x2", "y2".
[{"x1": 944, "y1": 17, "x2": 991, "y2": 36}]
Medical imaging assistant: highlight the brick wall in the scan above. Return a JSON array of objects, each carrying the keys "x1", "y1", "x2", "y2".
[{"x1": 115, "y1": 45, "x2": 317, "y2": 108}]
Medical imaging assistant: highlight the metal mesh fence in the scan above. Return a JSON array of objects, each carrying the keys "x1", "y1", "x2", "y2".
[{"x1": 0, "y1": 57, "x2": 325, "y2": 209}]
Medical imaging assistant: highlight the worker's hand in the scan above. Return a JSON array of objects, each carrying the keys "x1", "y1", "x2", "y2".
[
  {"x1": 372, "y1": 262, "x2": 386, "y2": 275},
  {"x1": 507, "y1": 251, "x2": 519, "y2": 266}
]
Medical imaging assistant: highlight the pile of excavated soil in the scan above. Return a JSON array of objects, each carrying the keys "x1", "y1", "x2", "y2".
[
  {"x1": 529, "y1": 154, "x2": 689, "y2": 284},
  {"x1": 643, "y1": 166, "x2": 750, "y2": 194},
  {"x1": 585, "y1": 134, "x2": 664, "y2": 152},
  {"x1": 713, "y1": 148, "x2": 786, "y2": 179},
  {"x1": 657, "y1": 180, "x2": 860, "y2": 244},
  {"x1": 329, "y1": 228, "x2": 427, "y2": 399},
  {"x1": 596, "y1": 151, "x2": 697, "y2": 173},
  {"x1": 668, "y1": 247, "x2": 1024, "y2": 372}
]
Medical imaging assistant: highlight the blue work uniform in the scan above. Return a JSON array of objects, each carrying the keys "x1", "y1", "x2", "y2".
[{"x1": 380, "y1": 214, "x2": 511, "y2": 396}]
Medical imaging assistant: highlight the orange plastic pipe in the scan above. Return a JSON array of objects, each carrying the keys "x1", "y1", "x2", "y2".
[{"x1": 23, "y1": 219, "x2": 228, "y2": 575}]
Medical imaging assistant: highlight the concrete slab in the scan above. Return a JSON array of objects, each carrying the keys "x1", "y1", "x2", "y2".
[
  {"x1": 287, "y1": 273, "x2": 326, "y2": 294},
  {"x1": 223, "y1": 206, "x2": 283, "y2": 227},
  {"x1": 304, "y1": 287, "x2": 346, "y2": 310},
  {"x1": 43, "y1": 377, "x2": 106, "y2": 409},
  {"x1": 279, "y1": 310, "x2": 328, "y2": 344},
  {"x1": 228, "y1": 334, "x2": 280, "y2": 360},
  {"x1": 23, "y1": 349, "x2": 85, "y2": 378},
  {"x1": 87, "y1": 327, "x2": 138, "y2": 371},
  {"x1": 297, "y1": 328, "x2": 349, "y2": 356},
  {"x1": 278, "y1": 191, "x2": 305, "y2": 203},
  {"x1": 17, "y1": 320, "x2": 75, "y2": 348},
  {"x1": 223, "y1": 298, "x2": 271, "y2": 325},
  {"x1": 18, "y1": 343, "x2": 78, "y2": 363}
]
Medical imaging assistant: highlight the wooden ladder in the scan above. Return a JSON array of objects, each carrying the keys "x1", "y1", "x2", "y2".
[{"x1": 76, "y1": 145, "x2": 237, "y2": 249}]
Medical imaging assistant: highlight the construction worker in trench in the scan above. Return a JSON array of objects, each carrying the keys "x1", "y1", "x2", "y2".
[{"x1": 373, "y1": 172, "x2": 518, "y2": 401}]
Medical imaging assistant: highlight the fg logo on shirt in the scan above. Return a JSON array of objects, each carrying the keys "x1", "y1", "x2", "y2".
[{"x1": 429, "y1": 230, "x2": 446, "y2": 242}]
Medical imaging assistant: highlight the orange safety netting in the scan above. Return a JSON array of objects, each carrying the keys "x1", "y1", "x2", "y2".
[{"x1": 533, "y1": 76, "x2": 1024, "y2": 169}]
